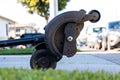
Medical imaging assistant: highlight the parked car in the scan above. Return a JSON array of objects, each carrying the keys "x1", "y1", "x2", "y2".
[
  {"x1": 87, "y1": 27, "x2": 106, "y2": 49},
  {"x1": 108, "y1": 21, "x2": 120, "y2": 48}
]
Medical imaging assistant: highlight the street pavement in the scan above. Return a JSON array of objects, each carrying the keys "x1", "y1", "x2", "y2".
[{"x1": 0, "y1": 51, "x2": 120, "y2": 73}]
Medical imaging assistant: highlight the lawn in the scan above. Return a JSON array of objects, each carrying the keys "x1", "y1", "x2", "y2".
[
  {"x1": 0, "y1": 68, "x2": 119, "y2": 80},
  {"x1": 0, "y1": 48, "x2": 33, "y2": 55}
]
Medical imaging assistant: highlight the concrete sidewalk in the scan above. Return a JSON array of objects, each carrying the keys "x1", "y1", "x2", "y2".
[
  {"x1": 0, "y1": 53, "x2": 120, "y2": 73},
  {"x1": 57, "y1": 54, "x2": 120, "y2": 73}
]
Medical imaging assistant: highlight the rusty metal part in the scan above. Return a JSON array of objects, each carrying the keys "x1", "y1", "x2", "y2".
[
  {"x1": 63, "y1": 23, "x2": 77, "y2": 57},
  {"x1": 62, "y1": 22, "x2": 84, "y2": 57},
  {"x1": 81, "y1": 10, "x2": 101, "y2": 23},
  {"x1": 45, "y1": 9, "x2": 101, "y2": 58},
  {"x1": 30, "y1": 49, "x2": 57, "y2": 69},
  {"x1": 45, "y1": 10, "x2": 86, "y2": 58}
]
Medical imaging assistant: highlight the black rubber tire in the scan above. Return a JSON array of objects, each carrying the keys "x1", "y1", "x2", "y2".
[
  {"x1": 30, "y1": 49, "x2": 57, "y2": 70},
  {"x1": 89, "y1": 10, "x2": 101, "y2": 23},
  {"x1": 45, "y1": 11, "x2": 85, "y2": 58}
]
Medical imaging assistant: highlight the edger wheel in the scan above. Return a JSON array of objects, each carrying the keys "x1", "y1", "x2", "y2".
[
  {"x1": 30, "y1": 49, "x2": 57, "y2": 70},
  {"x1": 45, "y1": 10, "x2": 86, "y2": 58},
  {"x1": 89, "y1": 10, "x2": 101, "y2": 23}
]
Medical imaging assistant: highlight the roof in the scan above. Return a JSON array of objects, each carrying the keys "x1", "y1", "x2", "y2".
[{"x1": 0, "y1": 15, "x2": 16, "y2": 24}]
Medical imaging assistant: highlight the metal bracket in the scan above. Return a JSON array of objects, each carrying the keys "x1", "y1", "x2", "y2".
[{"x1": 63, "y1": 23, "x2": 77, "y2": 57}]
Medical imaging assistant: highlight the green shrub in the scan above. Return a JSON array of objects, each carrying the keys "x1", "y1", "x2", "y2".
[
  {"x1": 0, "y1": 48, "x2": 33, "y2": 55},
  {"x1": 0, "y1": 68, "x2": 120, "y2": 80}
]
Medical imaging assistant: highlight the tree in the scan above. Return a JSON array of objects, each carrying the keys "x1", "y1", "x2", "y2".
[{"x1": 17, "y1": 0, "x2": 70, "y2": 23}]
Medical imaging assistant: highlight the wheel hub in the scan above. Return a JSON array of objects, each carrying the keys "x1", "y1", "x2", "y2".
[{"x1": 37, "y1": 57, "x2": 49, "y2": 68}]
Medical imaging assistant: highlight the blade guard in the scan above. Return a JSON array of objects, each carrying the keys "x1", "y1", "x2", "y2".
[{"x1": 45, "y1": 9, "x2": 100, "y2": 58}]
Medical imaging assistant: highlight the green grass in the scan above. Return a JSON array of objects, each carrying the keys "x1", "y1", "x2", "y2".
[
  {"x1": 0, "y1": 48, "x2": 33, "y2": 55},
  {"x1": 0, "y1": 68, "x2": 119, "y2": 80},
  {"x1": 0, "y1": 48, "x2": 81, "y2": 55}
]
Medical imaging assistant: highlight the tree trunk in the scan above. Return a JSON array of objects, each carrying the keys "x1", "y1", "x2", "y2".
[{"x1": 45, "y1": 13, "x2": 50, "y2": 24}]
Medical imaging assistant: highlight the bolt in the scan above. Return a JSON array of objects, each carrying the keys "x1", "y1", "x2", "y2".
[{"x1": 67, "y1": 36, "x2": 73, "y2": 42}]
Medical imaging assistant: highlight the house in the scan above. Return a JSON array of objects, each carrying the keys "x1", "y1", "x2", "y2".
[
  {"x1": 0, "y1": 15, "x2": 36, "y2": 39},
  {"x1": 9, "y1": 23, "x2": 36, "y2": 39},
  {"x1": 0, "y1": 15, "x2": 16, "y2": 24},
  {"x1": 0, "y1": 15, "x2": 16, "y2": 40}
]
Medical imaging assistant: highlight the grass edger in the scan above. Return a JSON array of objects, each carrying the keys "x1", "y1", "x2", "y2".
[{"x1": 0, "y1": 9, "x2": 101, "y2": 70}]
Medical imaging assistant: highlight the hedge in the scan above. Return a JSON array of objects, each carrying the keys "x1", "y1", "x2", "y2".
[{"x1": 0, "y1": 68, "x2": 119, "y2": 80}]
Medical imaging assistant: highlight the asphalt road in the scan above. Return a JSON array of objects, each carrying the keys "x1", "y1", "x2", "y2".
[{"x1": 0, "y1": 51, "x2": 120, "y2": 73}]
